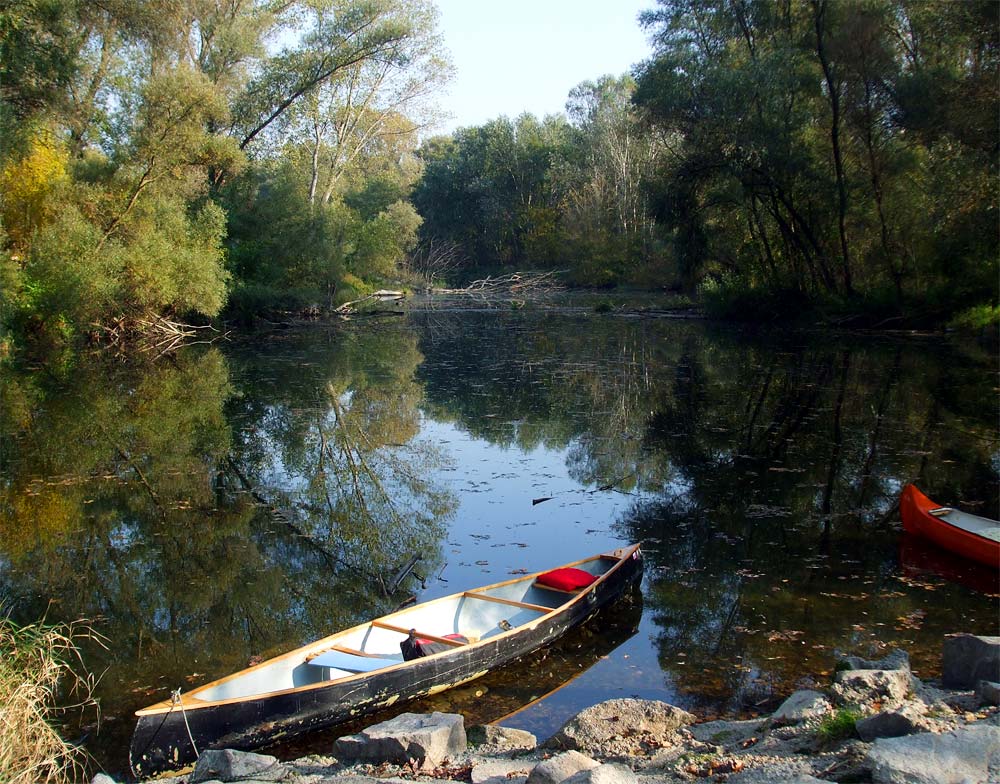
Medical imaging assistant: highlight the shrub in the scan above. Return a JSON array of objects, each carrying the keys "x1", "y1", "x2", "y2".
[
  {"x1": 815, "y1": 707, "x2": 861, "y2": 745},
  {"x1": 0, "y1": 615, "x2": 103, "y2": 784}
]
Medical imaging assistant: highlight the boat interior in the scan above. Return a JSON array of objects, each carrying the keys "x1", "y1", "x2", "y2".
[
  {"x1": 931, "y1": 507, "x2": 1000, "y2": 542},
  {"x1": 194, "y1": 554, "x2": 621, "y2": 702}
]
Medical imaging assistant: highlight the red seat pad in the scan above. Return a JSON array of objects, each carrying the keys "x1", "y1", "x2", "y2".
[
  {"x1": 415, "y1": 633, "x2": 467, "y2": 646},
  {"x1": 536, "y1": 567, "x2": 597, "y2": 591}
]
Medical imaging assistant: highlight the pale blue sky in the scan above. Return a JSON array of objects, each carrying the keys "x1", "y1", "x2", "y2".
[{"x1": 432, "y1": 0, "x2": 654, "y2": 132}]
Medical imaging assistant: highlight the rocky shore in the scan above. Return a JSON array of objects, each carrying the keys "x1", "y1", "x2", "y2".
[{"x1": 101, "y1": 634, "x2": 999, "y2": 784}]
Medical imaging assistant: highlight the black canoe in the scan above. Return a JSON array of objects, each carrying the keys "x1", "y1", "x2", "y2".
[{"x1": 130, "y1": 544, "x2": 643, "y2": 776}]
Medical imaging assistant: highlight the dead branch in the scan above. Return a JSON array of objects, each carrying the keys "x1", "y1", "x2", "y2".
[
  {"x1": 91, "y1": 312, "x2": 228, "y2": 355},
  {"x1": 406, "y1": 239, "x2": 469, "y2": 284},
  {"x1": 430, "y1": 270, "x2": 565, "y2": 298},
  {"x1": 333, "y1": 290, "x2": 406, "y2": 316}
]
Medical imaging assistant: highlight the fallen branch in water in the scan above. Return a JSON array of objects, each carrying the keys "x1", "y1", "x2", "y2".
[
  {"x1": 430, "y1": 270, "x2": 565, "y2": 298},
  {"x1": 334, "y1": 290, "x2": 407, "y2": 316},
  {"x1": 92, "y1": 313, "x2": 227, "y2": 356}
]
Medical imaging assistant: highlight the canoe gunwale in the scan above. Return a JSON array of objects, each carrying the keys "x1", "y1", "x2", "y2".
[{"x1": 134, "y1": 545, "x2": 640, "y2": 716}]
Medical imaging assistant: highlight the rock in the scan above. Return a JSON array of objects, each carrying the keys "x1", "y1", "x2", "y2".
[
  {"x1": 866, "y1": 724, "x2": 1000, "y2": 784},
  {"x1": 526, "y1": 751, "x2": 600, "y2": 784},
  {"x1": 976, "y1": 680, "x2": 1000, "y2": 707},
  {"x1": 832, "y1": 669, "x2": 911, "y2": 709},
  {"x1": 190, "y1": 749, "x2": 288, "y2": 782},
  {"x1": 563, "y1": 763, "x2": 638, "y2": 784},
  {"x1": 546, "y1": 699, "x2": 695, "y2": 758},
  {"x1": 91, "y1": 775, "x2": 119, "y2": 784},
  {"x1": 772, "y1": 690, "x2": 832, "y2": 725},
  {"x1": 727, "y1": 774, "x2": 831, "y2": 784},
  {"x1": 334, "y1": 712, "x2": 466, "y2": 768},
  {"x1": 688, "y1": 718, "x2": 762, "y2": 745},
  {"x1": 855, "y1": 704, "x2": 929, "y2": 742},
  {"x1": 468, "y1": 724, "x2": 537, "y2": 754},
  {"x1": 471, "y1": 758, "x2": 534, "y2": 784},
  {"x1": 942, "y1": 634, "x2": 1000, "y2": 689},
  {"x1": 838, "y1": 649, "x2": 910, "y2": 672}
]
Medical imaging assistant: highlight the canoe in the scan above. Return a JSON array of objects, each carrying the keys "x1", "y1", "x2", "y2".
[
  {"x1": 130, "y1": 544, "x2": 643, "y2": 776},
  {"x1": 900, "y1": 484, "x2": 1000, "y2": 569}
]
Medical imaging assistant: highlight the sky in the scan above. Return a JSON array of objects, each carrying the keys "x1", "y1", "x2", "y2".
[{"x1": 431, "y1": 0, "x2": 655, "y2": 133}]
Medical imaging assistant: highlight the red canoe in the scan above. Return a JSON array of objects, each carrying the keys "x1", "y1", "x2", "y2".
[{"x1": 900, "y1": 484, "x2": 1000, "y2": 569}]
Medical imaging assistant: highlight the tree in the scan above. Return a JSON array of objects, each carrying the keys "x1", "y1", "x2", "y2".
[{"x1": 633, "y1": 0, "x2": 998, "y2": 320}]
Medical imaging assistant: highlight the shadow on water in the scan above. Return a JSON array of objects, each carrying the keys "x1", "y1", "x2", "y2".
[{"x1": 0, "y1": 306, "x2": 997, "y2": 777}]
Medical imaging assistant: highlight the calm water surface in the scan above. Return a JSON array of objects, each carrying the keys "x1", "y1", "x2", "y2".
[{"x1": 1, "y1": 302, "x2": 997, "y2": 776}]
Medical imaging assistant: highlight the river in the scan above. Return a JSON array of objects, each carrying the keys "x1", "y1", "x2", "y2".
[{"x1": 1, "y1": 298, "x2": 997, "y2": 776}]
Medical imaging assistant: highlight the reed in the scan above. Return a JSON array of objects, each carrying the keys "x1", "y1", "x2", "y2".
[{"x1": 0, "y1": 615, "x2": 103, "y2": 784}]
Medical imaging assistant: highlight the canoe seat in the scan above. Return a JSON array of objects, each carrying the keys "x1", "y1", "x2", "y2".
[
  {"x1": 533, "y1": 567, "x2": 597, "y2": 594},
  {"x1": 307, "y1": 649, "x2": 401, "y2": 673}
]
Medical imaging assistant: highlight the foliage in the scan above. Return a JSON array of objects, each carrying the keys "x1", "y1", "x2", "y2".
[
  {"x1": 0, "y1": 128, "x2": 67, "y2": 248},
  {"x1": 632, "y1": 0, "x2": 998, "y2": 320},
  {"x1": 0, "y1": 0, "x2": 449, "y2": 348},
  {"x1": 815, "y1": 708, "x2": 861, "y2": 745},
  {"x1": 412, "y1": 94, "x2": 672, "y2": 287},
  {"x1": 0, "y1": 615, "x2": 102, "y2": 784}
]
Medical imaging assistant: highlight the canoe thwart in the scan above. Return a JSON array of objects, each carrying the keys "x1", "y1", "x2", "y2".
[
  {"x1": 462, "y1": 592, "x2": 552, "y2": 613},
  {"x1": 371, "y1": 621, "x2": 469, "y2": 646},
  {"x1": 307, "y1": 650, "x2": 399, "y2": 673},
  {"x1": 929, "y1": 507, "x2": 953, "y2": 517}
]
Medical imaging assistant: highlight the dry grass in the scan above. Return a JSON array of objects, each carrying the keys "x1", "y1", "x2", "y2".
[{"x1": 0, "y1": 615, "x2": 105, "y2": 784}]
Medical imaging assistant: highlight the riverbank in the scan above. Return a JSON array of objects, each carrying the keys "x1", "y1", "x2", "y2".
[{"x1": 102, "y1": 633, "x2": 999, "y2": 784}]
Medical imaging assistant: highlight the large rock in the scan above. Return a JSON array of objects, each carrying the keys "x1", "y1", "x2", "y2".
[
  {"x1": 546, "y1": 699, "x2": 695, "y2": 758},
  {"x1": 190, "y1": 749, "x2": 288, "y2": 782},
  {"x1": 976, "y1": 680, "x2": 1000, "y2": 707},
  {"x1": 526, "y1": 751, "x2": 600, "y2": 784},
  {"x1": 832, "y1": 669, "x2": 911, "y2": 709},
  {"x1": 772, "y1": 690, "x2": 832, "y2": 725},
  {"x1": 471, "y1": 758, "x2": 534, "y2": 784},
  {"x1": 91, "y1": 775, "x2": 119, "y2": 784},
  {"x1": 942, "y1": 634, "x2": 1000, "y2": 689},
  {"x1": 866, "y1": 724, "x2": 1000, "y2": 784},
  {"x1": 468, "y1": 724, "x2": 537, "y2": 754},
  {"x1": 335, "y1": 712, "x2": 467, "y2": 768},
  {"x1": 563, "y1": 763, "x2": 638, "y2": 784},
  {"x1": 855, "y1": 704, "x2": 929, "y2": 742},
  {"x1": 688, "y1": 718, "x2": 762, "y2": 745},
  {"x1": 838, "y1": 649, "x2": 910, "y2": 672}
]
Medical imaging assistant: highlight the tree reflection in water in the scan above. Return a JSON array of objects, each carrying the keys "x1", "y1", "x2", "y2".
[
  {"x1": 1, "y1": 308, "x2": 996, "y2": 772},
  {"x1": 0, "y1": 329, "x2": 455, "y2": 773}
]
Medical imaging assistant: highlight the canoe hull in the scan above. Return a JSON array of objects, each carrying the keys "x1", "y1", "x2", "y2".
[
  {"x1": 900, "y1": 485, "x2": 999, "y2": 569},
  {"x1": 130, "y1": 548, "x2": 642, "y2": 777}
]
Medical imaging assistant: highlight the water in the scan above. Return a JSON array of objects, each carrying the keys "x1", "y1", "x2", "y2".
[{"x1": 1, "y1": 302, "x2": 997, "y2": 777}]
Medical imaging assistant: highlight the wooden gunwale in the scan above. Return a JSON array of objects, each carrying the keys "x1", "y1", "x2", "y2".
[{"x1": 135, "y1": 545, "x2": 639, "y2": 715}]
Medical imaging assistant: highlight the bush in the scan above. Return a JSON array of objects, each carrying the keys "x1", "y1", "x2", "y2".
[{"x1": 0, "y1": 615, "x2": 103, "y2": 784}]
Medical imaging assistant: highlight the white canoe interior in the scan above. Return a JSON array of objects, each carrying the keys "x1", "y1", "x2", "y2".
[
  {"x1": 187, "y1": 553, "x2": 623, "y2": 705},
  {"x1": 931, "y1": 507, "x2": 1000, "y2": 543}
]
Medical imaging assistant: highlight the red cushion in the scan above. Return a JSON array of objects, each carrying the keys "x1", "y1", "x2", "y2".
[
  {"x1": 415, "y1": 633, "x2": 467, "y2": 645},
  {"x1": 536, "y1": 567, "x2": 597, "y2": 591}
]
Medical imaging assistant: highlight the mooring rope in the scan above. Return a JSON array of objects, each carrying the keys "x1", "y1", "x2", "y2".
[{"x1": 172, "y1": 688, "x2": 200, "y2": 759}]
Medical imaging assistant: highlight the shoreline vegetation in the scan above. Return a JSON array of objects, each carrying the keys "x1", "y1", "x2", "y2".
[
  {"x1": 0, "y1": 615, "x2": 104, "y2": 784},
  {"x1": 1, "y1": 1, "x2": 997, "y2": 359}
]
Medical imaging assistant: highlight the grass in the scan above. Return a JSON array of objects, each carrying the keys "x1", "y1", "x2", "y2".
[
  {"x1": 815, "y1": 707, "x2": 861, "y2": 746},
  {"x1": 0, "y1": 615, "x2": 104, "y2": 784}
]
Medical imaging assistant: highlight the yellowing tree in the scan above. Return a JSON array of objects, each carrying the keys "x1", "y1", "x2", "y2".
[{"x1": 1, "y1": 130, "x2": 67, "y2": 249}]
